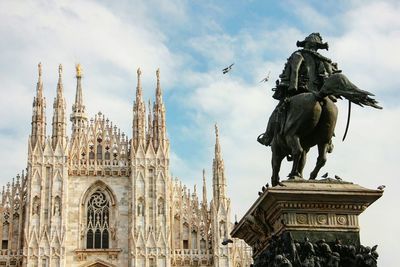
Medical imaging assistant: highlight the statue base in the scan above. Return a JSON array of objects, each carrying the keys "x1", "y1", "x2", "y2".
[{"x1": 231, "y1": 178, "x2": 383, "y2": 266}]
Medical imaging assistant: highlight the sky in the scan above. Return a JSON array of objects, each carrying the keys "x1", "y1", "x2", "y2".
[{"x1": 0, "y1": 0, "x2": 399, "y2": 264}]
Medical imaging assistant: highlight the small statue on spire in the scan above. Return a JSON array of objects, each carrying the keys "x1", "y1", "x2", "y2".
[
  {"x1": 58, "y1": 64, "x2": 63, "y2": 77},
  {"x1": 137, "y1": 67, "x2": 141, "y2": 77},
  {"x1": 156, "y1": 68, "x2": 160, "y2": 81},
  {"x1": 215, "y1": 123, "x2": 219, "y2": 138},
  {"x1": 76, "y1": 63, "x2": 82, "y2": 77},
  {"x1": 38, "y1": 62, "x2": 42, "y2": 77}
]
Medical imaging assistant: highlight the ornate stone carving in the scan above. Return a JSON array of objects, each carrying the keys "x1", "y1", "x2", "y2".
[
  {"x1": 296, "y1": 214, "x2": 308, "y2": 224},
  {"x1": 252, "y1": 233, "x2": 379, "y2": 267}
]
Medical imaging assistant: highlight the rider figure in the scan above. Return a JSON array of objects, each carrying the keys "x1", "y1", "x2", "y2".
[{"x1": 258, "y1": 33, "x2": 340, "y2": 146}]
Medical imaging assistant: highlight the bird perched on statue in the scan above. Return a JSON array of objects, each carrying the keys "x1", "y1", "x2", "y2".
[
  {"x1": 222, "y1": 63, "x2": 234, "y2": 74},
  {"x1": 334, "y1": 175, "x2": 342, "y2": 181},
  {"x1": 260, "y1": 71, "x2": 271, "y2": 83},
  {"x1": 377, "y1": 185, "x2": 386, "y2": 190},
  {"x1": 321, "y1": 172, "x2": 328, "y2": 178},
  {"x1": 222, "y1": 238, "x2": 234, "y2": 245}
]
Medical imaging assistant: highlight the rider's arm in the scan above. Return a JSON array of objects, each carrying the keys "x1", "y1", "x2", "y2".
[{"x1": 288, "y1": 52, "x2": 304, "y2": 91}]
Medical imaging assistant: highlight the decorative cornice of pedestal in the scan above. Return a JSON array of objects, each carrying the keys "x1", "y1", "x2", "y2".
[{"x1": 231, "y1": 179, "x2": 383, "y2": 258}]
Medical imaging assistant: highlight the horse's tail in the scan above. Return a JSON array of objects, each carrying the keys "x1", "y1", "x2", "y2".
[{"x1": 319, "y1": 73, "x2": 382, "y2": 109}]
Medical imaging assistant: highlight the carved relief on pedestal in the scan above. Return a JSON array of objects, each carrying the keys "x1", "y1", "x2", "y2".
[
  {"x1": 284, "y1": 212, "x2": 358, "y2": 228},
  {"x1": 295, "y1": 214, "x2": 308, "y2": 225}
]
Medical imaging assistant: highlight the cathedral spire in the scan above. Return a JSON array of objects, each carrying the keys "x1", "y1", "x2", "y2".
[
  {"x1": 136, "y1": 67, "x2": 143, "y2": 101},
  {"x1": 147, "y1": 99, "x2": 153, "y2": 143},
  {"x1": 152, "y1": 68, "x2": 167, "y2": 150},
  {"x1": 37, "y1": 62, "x2": 43, "y2": 98},
  {"x1": 70, "y1": 64, "x2": 88, "y2": 136},
  {"x1": 56, "y1": 64, "x2": 63, "y2": 97},
  {"x1": 215, "y1": 124, "x2": 222, "y2": 160},
  {"x1": 202, "y1": 169, "x2": 208, "y2": 207},
  {"x1": 132, "y1": 68, "x2": 146, "y2": 149},
  {"x1": 30, "y1": 62, "x2": 46, "y2": 148},
  {"x1": 51, "y1": 64, "x2": 67, "y2": 149},
  {"x1": 156, "y1": 68, "x2": 162, "y2": 102},
  {"x1": 212, "y1": 124, "x2": 227, "y2": 203}
]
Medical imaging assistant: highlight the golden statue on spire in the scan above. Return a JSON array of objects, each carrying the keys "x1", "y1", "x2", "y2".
[{"x1": 76, "y1": 64, "x2": 82, "y2": 77}]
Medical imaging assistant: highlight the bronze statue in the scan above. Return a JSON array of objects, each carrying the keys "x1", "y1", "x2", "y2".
[{"x1": 258, "y1": 33, "x2": 382, "y2": 186}]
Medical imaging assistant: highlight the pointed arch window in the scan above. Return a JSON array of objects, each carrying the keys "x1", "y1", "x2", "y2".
[
  {"x1": 200, "y1": 238, "x2": 206, "y2": 250},
  {"x1": 191, "y1": 230, "x2": 197, "y2": 249},
  {"x1": 86, "y1": 190, "x2": 109, "y2": 249},
  {"x1": 157, "y1": 198, "x2": 165, "y2": 215},
  {"x1": 97, "y1": 144, "x2": 103, "y2": 160},
  {"x1": 105, "y1": 150, "x2": 110, "y2": 160}
]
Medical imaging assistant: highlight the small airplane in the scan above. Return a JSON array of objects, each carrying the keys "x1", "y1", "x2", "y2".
[
  {"x1": 260, "y1": 71, "x2": 271, "y2": 83},
  {"x1": 222, "y1": 63, "x2": 234, "y2": 74}
]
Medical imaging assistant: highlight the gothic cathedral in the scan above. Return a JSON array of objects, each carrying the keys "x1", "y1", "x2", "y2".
[{"x1": 0, "y1": 64, "x2": 252, "y2": 267}]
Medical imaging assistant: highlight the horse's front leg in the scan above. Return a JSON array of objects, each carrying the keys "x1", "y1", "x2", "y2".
[
  {"x1": 310, "y1": 143, "x2": 328, "y2": 180},
  {"x1": 271, "y1": 144, "x2": 285, "y2": 186}
]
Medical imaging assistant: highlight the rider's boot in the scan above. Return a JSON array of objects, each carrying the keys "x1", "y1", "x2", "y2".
[
  {"x1": 257, "y1": 109, "x2": 278, "y2": 146},
  {"x1": 257, "y1": 132, "x2": 273, "y2": 146}
]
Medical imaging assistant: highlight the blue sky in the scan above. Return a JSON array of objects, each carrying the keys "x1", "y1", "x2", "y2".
[{"x1": 1, "y1": 0, "x2": 400, "y2": 265}]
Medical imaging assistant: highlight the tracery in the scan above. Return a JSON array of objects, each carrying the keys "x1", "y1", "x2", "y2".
[{"x1": 86, "y1": 189, "x2": 110, "y2": 249}]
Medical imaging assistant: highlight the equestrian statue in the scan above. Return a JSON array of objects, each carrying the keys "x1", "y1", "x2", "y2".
[{"x1": 257, "y1": 33, "x2": 382, "y2": 187}]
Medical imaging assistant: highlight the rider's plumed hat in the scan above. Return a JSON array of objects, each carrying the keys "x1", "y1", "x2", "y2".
[{"x1": 297, "y1": 32, "x2": 329, "y2": 50}]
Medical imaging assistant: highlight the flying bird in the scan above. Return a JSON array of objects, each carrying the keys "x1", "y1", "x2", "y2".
[
  {"x1": 377, "y1": 185, "x2": 386, "y2": 190},
  {"x1": 222, "y1": 63, "x2": 234, "y2": 74},
  {"x1": 321, "y1": 172, "x2": 328, "y2": 178},
  {"x1": 222, "y1": 238, "x2": 234, "y2": 245},
  {"x1": 334, "y1": 175, "x2": 342, "y2": 181},
  {"x1": 260, "y1": 71, "x2": 271, "y2": 83}
]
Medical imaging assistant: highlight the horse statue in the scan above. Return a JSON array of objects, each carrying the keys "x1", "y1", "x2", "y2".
[{"x1": 258, "y1": 73, "x2": 382, "y2": 186}]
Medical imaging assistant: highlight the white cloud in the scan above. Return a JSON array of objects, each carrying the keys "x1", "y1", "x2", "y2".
[{"x1": 328, "y1": 2, "x2": 400, "y2": 94}]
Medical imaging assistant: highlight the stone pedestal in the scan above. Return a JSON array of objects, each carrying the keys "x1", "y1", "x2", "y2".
[{"x1": 231, "y1": 179, "x2": 383, "y2": 266}]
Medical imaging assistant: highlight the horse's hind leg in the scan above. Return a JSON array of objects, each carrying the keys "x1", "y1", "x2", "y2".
[
  {"x1": 310, "y1": 143, "x2": 328, "y2": 180},
  {"x1": 287, "y1": 135, "x2": 303, "y2": 178},
  {"x1": 298, "y1": 149, "x2": 309, "y2": 178}
]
